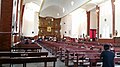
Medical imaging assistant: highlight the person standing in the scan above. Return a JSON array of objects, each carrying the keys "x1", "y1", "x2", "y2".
[{"x1": 100, "y1": 44, "x2": 115, "y2": 67}]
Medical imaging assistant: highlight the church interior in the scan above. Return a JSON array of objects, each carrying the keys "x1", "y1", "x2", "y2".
[{"x1": 0, "y1": 0, "x2": 120, "y2": 67}]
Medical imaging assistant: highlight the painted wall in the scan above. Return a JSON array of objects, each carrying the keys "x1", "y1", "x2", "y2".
[
  {"x1": 22, "y1": 2, "x2": 39, "y2": 37},
  {"x1": 16, "y1": 0, "x2": 21, "y2": 33},
  {"x1": 71, "y1": 8, "x2": 87, "y2": 38},
  {"x1": 60, "y1": 14, "x2": 72, "y2": 38},
  {"x1": 90, "y1": 9, "x2": 97, "y2": 29},
  {"x1": 12, "y1": 0, "x2": 17, "y2": 33},
  {"x1": 99, "y1": 0, "x2": 113, "y2": 39},
  {"x1": 34, "y1": 12, "x2": 39, "y2": 36},
  {"x1": 61, "y1": 8, "x2": 87, "y2": 38},
  {"x1": 115, "y1": 0, "x2": 120, "y2": 37}
]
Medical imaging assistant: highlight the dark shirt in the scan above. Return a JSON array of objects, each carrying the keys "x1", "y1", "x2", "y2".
[
  {"x1": 24, "y1": 40, "x2": 29, "y2": 44},
  {"x1": 100, "y1": 50, "x2": 115, "y2": 67}
]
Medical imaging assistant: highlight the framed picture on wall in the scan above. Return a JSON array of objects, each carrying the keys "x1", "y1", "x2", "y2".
[{"x1": 47, "y1": 26, "x2": 51, "y2": 32}]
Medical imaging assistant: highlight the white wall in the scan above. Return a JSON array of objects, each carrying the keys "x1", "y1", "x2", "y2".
[
  {"x1": 90, "y1": 9, "x2": 97, "y2": 29},
  {"x1": 71, "y1": 8, "x2": 87, "y2": 38},
  {"x1": 61, "y1": 8, "x2": 87, "y2": 38},
  {"x1": 99, "y1": 0, "x2": 113, "y2": 39},
  {"x1": 34, "y1": 12, "x2": 39, "y2": 35},
  {"x1": 115, "y1": 0, "x2": 120, "y2": 37},
  {"x1": 12, "y1": 0, "x2": 17, "y2": 33},
  {"x1": 16, "y1": 0, "x2": 22, "y2": 33},
  {"x1": 22, "y1": 2, "x2": 39, "y2": 37},
  {"x1": 60, "y1": 14, "x2": 72, "y2": 38}
]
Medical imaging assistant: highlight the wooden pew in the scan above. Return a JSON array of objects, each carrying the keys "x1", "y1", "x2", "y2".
[
  {"x1": 13, "y1": 42, "x2": 40, "y2": 47},
  {"x1": 0, "y1": 52, "x2": 57, "y2": 67},
  {"x1": 11, "y1": 47, "x2": 42, "y2": 52},
  {"x1": 0, "y1": 52, "x2": 48, "y2": 57},
  {"x1": 73, "y1": 53, "x2": 101, "y2": 67},
  {"x1": 40, "y1": 41, "x2": 61, "y2": 57},
  {"x1": 64, "y1": 49, "x2": 100, "y2": 67},
  {"x1": 73, "y1": 53, "x2": 120, "y2": 67},
  {"x1": 0, "y1": 57, "x2": 57, "y2": 67},
  {"x1": 39, "y1": 41, "x2": 120, "y2": 67}
]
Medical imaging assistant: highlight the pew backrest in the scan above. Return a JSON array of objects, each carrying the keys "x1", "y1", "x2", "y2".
[
  {"x1": 0, "y1": 57, "x2": 57, "y2": 64},
  {"x1": 0, "y1": 52, "x2": 48, "y2": 57},
  {"x1": 11, "y1": 47, "x2": 42, "y2": 52},
  {"x1": 0, "y1": 57, "x2": 57, "y2": 67}
]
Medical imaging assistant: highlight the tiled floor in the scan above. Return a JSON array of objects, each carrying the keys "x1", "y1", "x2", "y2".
[{"x1": 2, "y1": 44, "x2": 120, "y2": 67}]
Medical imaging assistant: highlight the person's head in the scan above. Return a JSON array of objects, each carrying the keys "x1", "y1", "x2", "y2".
[{"x1": 104, "y1": 44, "x2": 110, "y2": 50}]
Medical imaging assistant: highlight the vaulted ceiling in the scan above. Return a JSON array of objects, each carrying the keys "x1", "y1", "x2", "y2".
[
  {"x1": 39, "y1": 0, "x2": 90, "y2": 18},
  {"x1": 23, "y1": 0, "x2": 109, "y2": 18}
]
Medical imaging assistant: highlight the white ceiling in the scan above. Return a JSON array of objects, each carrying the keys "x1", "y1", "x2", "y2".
[
  {"x1": 39, "y1": 0, "x2": 90, "y2": 18},
  {"x1": 23, "y1": 0, "x2": 109, "y2": 18},
  {"x1": 81, "y1": 0, "x2": 109, "y2": 11},
  {"x1": 23, "y1": 0, "x2": 43, "y2": 6}
]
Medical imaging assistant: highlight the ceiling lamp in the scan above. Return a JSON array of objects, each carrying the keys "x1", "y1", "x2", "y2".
[
  {"x1": 63, "y1": 8, "x2": 65, "y2": 13},
  {"x1": 57, "y1": 13, "x2": 59, "y2": 16},
  {"x1": 71, "y1": 1, "x2": 74, "y2": 6}
]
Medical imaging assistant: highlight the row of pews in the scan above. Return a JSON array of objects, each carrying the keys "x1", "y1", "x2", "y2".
[
  {"x1": 0, "y1": 41, "x2": 57, "y2": 67},
  {"x1": 38, "y1": 40, "x2": 120, "y2": 67},
  {"x1": 11, "y1": 47, "x2": 42, "y2": 52}
]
